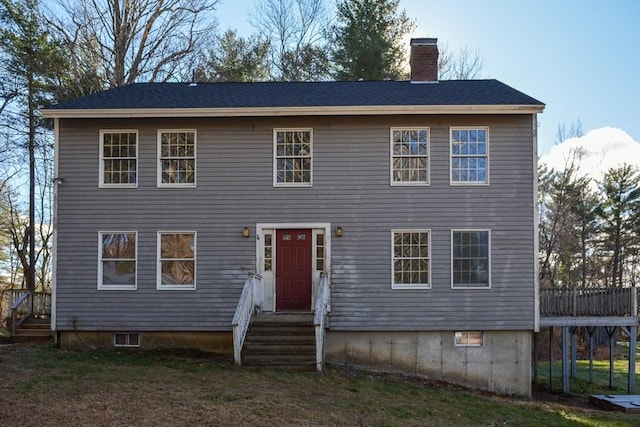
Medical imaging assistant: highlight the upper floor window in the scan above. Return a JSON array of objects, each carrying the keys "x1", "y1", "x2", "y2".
[
  {"x1": 98, "y1": 232, "x2": 137, "y2": 290},
  {"x1": 100, "y1": 130, "x2": 137, "y2": 187},
  {"x1": 157, "y1": 232, "x2": 196, "y2": 290},
  {"x1": 451, "y1": 230, "x2": 490, "y2": 289},
  {"x1": 158, "y1": 130, "x2": 196, "y2": 187},
  {"x1": 274, "y1": 129, "x2": 312, "y2": 186},
  {"x1": 450, "y1": 128, "x2": 489, "y2": 185},
  {"x1": 391, "y1": 128, "x2": 429, "y2": 185},
  {"x1": 392, "y1": 230, "x2": 430, "y2": 289}
]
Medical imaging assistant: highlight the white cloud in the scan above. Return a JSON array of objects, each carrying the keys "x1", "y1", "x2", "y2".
[{"x1": 539, "y1": 127, "x2": 640, "y2": 182}]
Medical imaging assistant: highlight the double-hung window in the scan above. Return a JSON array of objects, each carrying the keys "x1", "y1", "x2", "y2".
[
  {"x1": 158, "y1": 130, "x2": 196, "y2": 187},
  {"x1": 274, "y1": 129, "x2": 312, "y2": 186},
  {"x1": 98, "y1": 232, "x2": 137, "y2": 290},
  {"x1": 100, "y1": 130, "x2": 138, "y2": 187},
  {"x1": 391, "y1": 128, "x2": 429, "y2": 185},
  {"x1": 450, "y1": 128, "x2": 489, "y2": 184},
  {"x1": 392, "y1": 230, "x2": 431, "y2": 289},
  {"x1": 451, "y1": 230, "x2": 490, "y2": 289},
  {"x1": 157, "y1": 232, "x2": 196, "y2": 290}
]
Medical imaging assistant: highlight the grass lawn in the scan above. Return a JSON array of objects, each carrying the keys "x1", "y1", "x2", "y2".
[
  {"x1": 536, "y1": 359, "x2": 640, "y2": 395},
  {"x1": 1, "y1": 344, "x2": 638, "y2": 426},
  {"x1": 535, "y1": 342, "x2": 640, "y2": 395}
]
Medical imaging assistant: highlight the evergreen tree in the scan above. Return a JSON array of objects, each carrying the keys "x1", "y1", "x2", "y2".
[
  {"x1": 0, "y1": 0, "x2": 66, "y2": 302},
  {"x1": 598, "y1": 164, "x2": 640, "y2": 287},
  {"x1": 195, "y1": 30, "x2": 270, "y2": 82},
  {"x1": 329, "y1": 0, "x2": 415, "y2": 81}
]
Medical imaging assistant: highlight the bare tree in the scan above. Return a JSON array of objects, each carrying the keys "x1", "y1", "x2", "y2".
[
  {"x1": 49, "y1": 0, "x2": 220, "y2": 90},
  {"x1": 251, "y1": 0, "x2": 330, "y2": 81},
  {"x1": 438, "y1": 43, "x2": 485, "y2": 80}
]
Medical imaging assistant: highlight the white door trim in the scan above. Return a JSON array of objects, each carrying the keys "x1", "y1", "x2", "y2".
[{"x1": 256, "y1": 223, "x2": 331, "y2": 312}]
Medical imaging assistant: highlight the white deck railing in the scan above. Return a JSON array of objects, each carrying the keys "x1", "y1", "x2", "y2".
[
  {"x1": 231, "y1": 274, "x2": 260, "y2": 366},
  {"x1": 314, "y1": 272, "x2": 331, "y2": 372},
  {"x1": 9, "y1": 290, "x2": 52, "y2": 316}
]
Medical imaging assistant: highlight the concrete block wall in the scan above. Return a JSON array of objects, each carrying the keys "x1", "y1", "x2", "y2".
[{"x1": 325, "y1": 330, "x2": 532, "y2": 397}]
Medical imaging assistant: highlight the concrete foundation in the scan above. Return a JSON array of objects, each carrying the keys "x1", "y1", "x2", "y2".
[
  {"x1": 59, "y1": 330, "x2": 233, "y2": 355},
  {"x1": 325, "y1": 330, "x2": 532, "y2": 397}
]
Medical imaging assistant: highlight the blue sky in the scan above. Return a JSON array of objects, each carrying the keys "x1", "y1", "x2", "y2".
[{"x1": 217, "y1": 0, "x2": 640, "y2": 156}]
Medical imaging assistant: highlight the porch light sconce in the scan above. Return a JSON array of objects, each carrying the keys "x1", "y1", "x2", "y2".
[
  {"x1": 52, "y1": 177, "x2": 64, "y2": 185},
  {"x1": 335, "y1": 226, "x2": 343, "y2": 237},
  {"x1": 242, "y1": 227, "x2": 250, "y2": 238}
]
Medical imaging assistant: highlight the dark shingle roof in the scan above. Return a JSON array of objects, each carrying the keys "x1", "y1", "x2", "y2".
[{"x1": 47, "y1": 80, "x2": 543, "y2": 111}]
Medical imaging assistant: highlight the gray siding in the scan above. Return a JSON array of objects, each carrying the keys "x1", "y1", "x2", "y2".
[{"x1": 55, "y1": 114, "x2": 536, "y2": 332}]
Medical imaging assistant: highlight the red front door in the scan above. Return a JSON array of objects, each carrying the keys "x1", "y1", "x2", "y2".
[{"x1": 276, "y1": 229, "x2": 312, "y2": 311}]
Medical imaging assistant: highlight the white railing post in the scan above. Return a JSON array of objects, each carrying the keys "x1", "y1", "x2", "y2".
[
  {"x1": 314, "y1": 272, "x2": 330, "y2": 372},
  {"x1": 231, "y1": 274, "x2": 260, "y2": 367}
]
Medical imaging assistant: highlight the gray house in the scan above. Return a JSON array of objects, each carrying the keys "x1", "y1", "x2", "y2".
[{"x1": 43, "y1": 39, "x2": 544, "y2": 396}]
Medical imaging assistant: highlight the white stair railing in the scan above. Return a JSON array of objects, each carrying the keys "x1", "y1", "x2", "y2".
[
  {"x1": 231, "y1": 274, "x2": 260, "y2": 366},
  {"x1": 314, "y1": 272, "x2": 331, "y2": 372}
]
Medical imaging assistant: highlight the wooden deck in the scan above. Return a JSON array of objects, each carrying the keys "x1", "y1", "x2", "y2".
[
  {"x1": 537, "y1": 286, "x2": 639, "y2": 395},
  {"x1": 539, "y1": 287, "x2": 638, "y2": 327}
]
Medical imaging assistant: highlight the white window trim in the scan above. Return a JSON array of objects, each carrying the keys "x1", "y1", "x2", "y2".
[
  {"x1": 273, "y1": 128, "x2": 313, "y2": 187},
  {"x1": 114, "y1": 332, "x2": 141, "y2": 348},
  {"x1": 449, "y1": 126, "x2": 490, "y2": 186},
  {"x1": 389, "y1": 127, "x2": 430, "y2": 186},
  {"x1": 99, "y1": 129, "x2": 138, "y2": 188},
  {"x1": 157, "y1": 231, "x2": 197, "y2": 290},
  {"x1": 454, "y1": 331, "x2": 484, "y2": 347},
  {"x1": 450, "y1": 229, "x2": 491, "y2": 289},
  {"x1": 391, "y1": 229, "x2": 431, "y2": 290},
  {"x1": 97, "y1": 231, "x2": 137, "y2": 290},
  {"x1": 157, "y1": 129, "x2": 197, "y2": 188}
]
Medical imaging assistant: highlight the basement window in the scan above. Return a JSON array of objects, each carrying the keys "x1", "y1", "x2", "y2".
[
  {"x1": 454, "y1": 331, "x2": 483, "y2": 347},
  {"x1": 114, "y1": 332, "x2": 141, "y2": 348}
]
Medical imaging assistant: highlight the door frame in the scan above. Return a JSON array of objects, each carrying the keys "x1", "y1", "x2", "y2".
[{"x1": 256, "y1": 223, "x2": 331, "y2": 312}]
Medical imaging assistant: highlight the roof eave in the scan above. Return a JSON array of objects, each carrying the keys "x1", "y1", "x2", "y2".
[{"x1": 42, "y1": 104, "x2": 545, "y2": 119}]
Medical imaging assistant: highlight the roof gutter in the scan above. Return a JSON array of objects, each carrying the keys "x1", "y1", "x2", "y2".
[{"x1": 42, "y1": 104, "x2": 544, "y2": 119}]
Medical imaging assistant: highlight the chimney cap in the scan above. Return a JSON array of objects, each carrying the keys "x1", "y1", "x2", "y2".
[{"x1": 410, "y1": 38, "x2": 438, "y2": 46}]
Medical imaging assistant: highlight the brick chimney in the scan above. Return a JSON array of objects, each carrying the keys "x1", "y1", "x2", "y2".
[{"x1": 410, "y1": 38, "x2": 439, "y2": 83}]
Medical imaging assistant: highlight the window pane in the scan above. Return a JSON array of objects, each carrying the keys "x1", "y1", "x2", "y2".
[
  {"x1": 161, "y1": 233, "x2": 194, "y2": 258},
  {"x1": 102, "y1": 132, "x2": 136, "y2": 185},
  {"x1": 161, "y1": 260, "x2": 195, "y2": 285},
  {"x1": 452, "y1": 231, "x2": 489, "y2": 287},
  {"x1": 102, "y1": 233, "x2": 136, "y2": 259},
  {"x1": 391, "y1": 128, "x2": 429, "y2": 183},
  {"x1": 102, "y1": 261, "x2": 136, "y2": 285},
  {"x1": 160, "y1": 131, "x2": 195, "y2": 185},
  {"x1": 275, "y1": 130, "x2": 312, "y2": 184},
  {"x1": 450, "y1": 128, "x2": 488, "y2": 183},
  {"x1": 392, "y1": 231, "x2": 429, "y2": 287}
]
